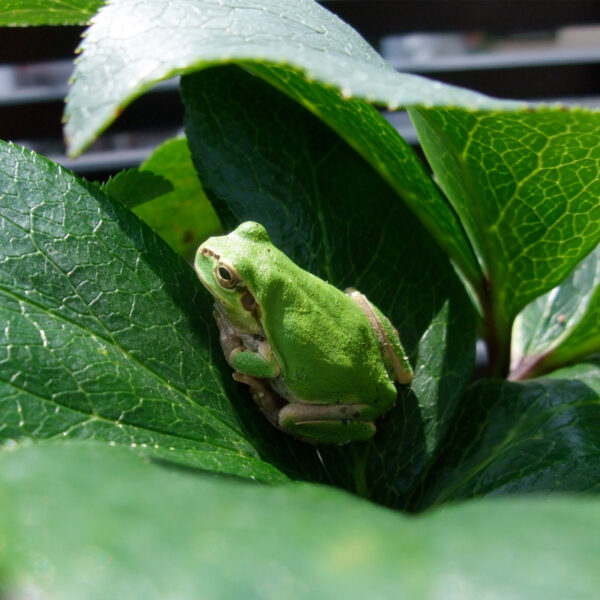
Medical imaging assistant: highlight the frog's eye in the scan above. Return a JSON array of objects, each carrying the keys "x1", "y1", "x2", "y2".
[{"x1": 215, "y1": 262, "x2": 240, "y2": 289}]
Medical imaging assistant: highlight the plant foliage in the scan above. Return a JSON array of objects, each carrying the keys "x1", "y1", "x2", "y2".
[{"x1": 1, "y1": 0, "x2": 599, "y2": 597}]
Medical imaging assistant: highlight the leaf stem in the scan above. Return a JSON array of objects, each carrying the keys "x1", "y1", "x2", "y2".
[
  {"x1": 509, "y1": 355, "x2": 546, "y2": 381},
  {"x1": 351, "y1": 443, "x2": 370, "y2": 499},
  {"x1": 482, "y1": 279, "x2": 511, "y2": 378},
  {"x1": 510, "y1": 350, "x2": 578, "y2": 381}
]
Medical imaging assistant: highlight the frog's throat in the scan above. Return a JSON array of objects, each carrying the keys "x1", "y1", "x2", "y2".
[
  {"x1": 345, "y1": 288, "x2": 412, "y2": 384},
  {"x1": 214, "y1": 299, "x2": 264, "y2": 338}
]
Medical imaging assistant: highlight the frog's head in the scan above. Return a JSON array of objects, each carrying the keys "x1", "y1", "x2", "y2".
[{"x1": 195, "y1": 222, "x2": 272, "y2": 334}]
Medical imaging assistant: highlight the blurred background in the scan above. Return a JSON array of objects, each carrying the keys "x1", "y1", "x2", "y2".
[{"x1": 1, "y1": 0, "x2": 599, "y2": 180}]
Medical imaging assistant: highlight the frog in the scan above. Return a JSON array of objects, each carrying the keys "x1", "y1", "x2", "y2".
[{"x1": 194, "y1": 221, "x2": 413, "y2": 444}]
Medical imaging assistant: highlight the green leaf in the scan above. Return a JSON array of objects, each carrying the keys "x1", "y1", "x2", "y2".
[
  {"x1": 511, "y1": 243, "x2": 600, "y2": 379},
  {"x1": 414, "y1": 360, "x2": 600, "y2": 509},
  {"x1": 137, "y1": 136, "x2": 222, "y2": 261},
  {"x1": 0, "y1": 140, "x2": 323, "y2": 483},
  {"x1": 182, "y1": 65, "x2": 476, "y2": 507},
  {"x1": 2, "y1": 441, "x2": 600, "y2": 599},
  {"x1": 101, "y1": 167, "x2": 173, "y2": 208},
  {"x1": 245, "y1": 63, "x2": 483, "y2": 302},
  {"x1": 64, "y1": 0, "x2": 524, "y2": 156},
  {"x1": 409, "y1": 107, "x2": 600, "y2": 371},
  {"x1": 0, "y1": 0, "x2": 103, "y2": 25}
]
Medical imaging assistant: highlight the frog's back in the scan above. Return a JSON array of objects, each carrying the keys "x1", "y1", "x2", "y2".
[{"x1": 258, "y1": 264, "x2": 397, "y2": 407}]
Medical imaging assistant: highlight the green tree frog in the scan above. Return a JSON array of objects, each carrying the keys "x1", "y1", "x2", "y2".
[{"x1": 195, "y1": 222, "x2": 413, "y2": 444}]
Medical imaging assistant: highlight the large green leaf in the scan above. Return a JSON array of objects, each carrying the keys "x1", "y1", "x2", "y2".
[
  {"x1": 0, "y1": 140, "x2": 324, "y2": 483},
  {"x1": 511, "y1": 243, "x2": 600, "y2": 379},
  {"x1": 182, "y1": 66, "x2": 476, "y2": 507},
  {"x1": 245, "y1": 63, "x2": 483, "y2": 302},
  {"x1": 0, "y1": 0, "x2": 102, "y2": 25},
  {"x1": 64, "y1": 0, "x2": 523, "y2": 156},
  {"x1": 2, "y1": 441, "x2": 600, "y2": 599},
  {"x1": 410, "y1": 108, "x2": 600, "y2": 372},
  {"x1": 414, "y1": 360, "x2": 600, "y2": 509}
]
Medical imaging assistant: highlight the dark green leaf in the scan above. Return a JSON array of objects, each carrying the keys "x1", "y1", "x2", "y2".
[
  {"x1": 245, "y1": 63, "x2": 482, "y2": 300},
  {"x1": 64, "y1": 0, "x2": 523, "y2": 155},
  {"x1": 511, "y1": 243, "x2": 600, "y2": 379},
  {"x1": 2, "y1": 441, "x2": 600, "y2": 599},
  {"x1": 137, "y1": 136, "x2": 221, "y2": 261},
  {"x1": 0, "y1": 140, "x2": 323, "y2": 483},
  {"x1": 415, "y1": 360, "x2": 600, "y2": 509},
  {"x1": 410, "y1": 108, "x2": 600, "y2": 366},
  {"x1": 0, "y1": 0, "x2": 103, "y2": 25},
  {"x1": 182, "y1": 65, "x2": 476, "y2": 507},
  {"x1": 101, "y1": 167, "x2": 173, "y2": 208}
]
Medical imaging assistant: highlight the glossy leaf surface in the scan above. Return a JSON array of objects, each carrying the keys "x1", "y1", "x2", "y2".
[
  {"x1": 410, "y1": 107, "x2": 600, "y2": 364},
  {"x1": 64, "y1": 0, "x2": 523, "y2": 155},
  {"x1": 0, "y1": 141, "x2": 324, "y2": 483},
  {"x1": 511, "y1": 243, "x2": 600, "y2": 378}
]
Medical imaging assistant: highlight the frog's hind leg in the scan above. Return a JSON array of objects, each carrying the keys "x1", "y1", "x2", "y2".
[
  {"x1": 345, "y1": 288, "x2": 413, "y2": 385},
  {"x1": 232, "y1": 373, "x2": 378, "y2": 445},
  {"x1": 278, "y1": 403, "x2": 378, "y2": 444}
]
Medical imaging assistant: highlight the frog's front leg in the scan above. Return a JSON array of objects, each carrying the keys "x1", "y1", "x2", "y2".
[
  {"x1": 232, "y1": 372, "x2": 285, "y2": 428},
  {"x1": 278, "y1": 403, "x2": 380, "y2": 444},
  {"x1": 214, "y1": 307, "x2": 280, "y2": 379}
]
